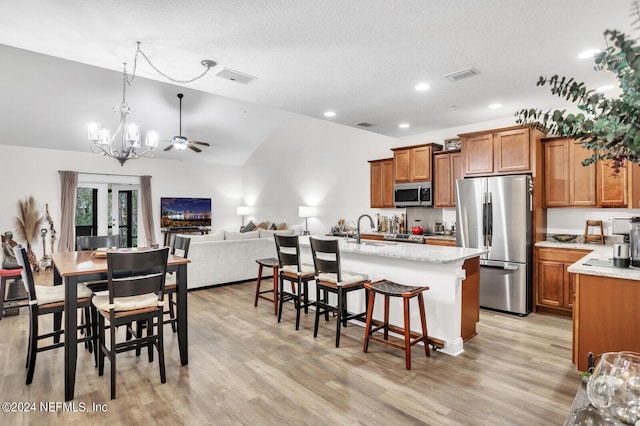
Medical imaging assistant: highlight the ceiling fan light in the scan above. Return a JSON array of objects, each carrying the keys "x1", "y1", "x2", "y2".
[{"x1": 175, "y1": 141, "x2": 188, "y2": 150}]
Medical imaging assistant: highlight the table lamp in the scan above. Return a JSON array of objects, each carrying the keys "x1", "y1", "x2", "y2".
[{"x1": 298, "y1": 206, "x2": 317, "y2": 235}]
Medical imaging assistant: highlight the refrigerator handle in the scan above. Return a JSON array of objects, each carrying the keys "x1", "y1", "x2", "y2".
[
  {"x1": 487, "y1": 192, "x2": 493, "y2": 246},
  {"x1": 482, "y1": 194, "x2": 488, "y2": 247}
]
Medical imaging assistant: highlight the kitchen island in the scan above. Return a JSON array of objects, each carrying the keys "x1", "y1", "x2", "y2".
[
  {"x1": 298, "y1": 236, "x2": 487, "y2": 356},
  {"x1": 566, "y1": 246, "x2": 640, "y2": 371}
]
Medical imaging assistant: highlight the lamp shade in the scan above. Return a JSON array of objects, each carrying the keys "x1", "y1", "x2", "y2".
[
  {"x1": 236, "y1": 206, "x2": 251, "y2": 216},
  {"x1": 298, "y1": 206, "x2": 317, "y2": 218}
]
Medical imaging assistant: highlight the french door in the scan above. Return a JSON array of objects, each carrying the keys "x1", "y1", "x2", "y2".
[{"x1": 75, "y1": 182, "x2": 139, "y2": 248}]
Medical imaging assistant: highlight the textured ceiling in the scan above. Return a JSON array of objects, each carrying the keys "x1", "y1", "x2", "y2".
[{"x1": 0, "y1": 0, "x2": 632, "y2": 164}]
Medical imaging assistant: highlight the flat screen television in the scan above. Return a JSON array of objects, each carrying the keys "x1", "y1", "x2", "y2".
[{"x1": 160, "y1": 197, "x2": 212, "y2": 229}]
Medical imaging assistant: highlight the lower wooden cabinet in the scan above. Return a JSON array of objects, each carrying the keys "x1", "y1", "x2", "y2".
[
  {"x1": 535, "y1": 247, "x2": 590, "y2": 316},
  {"x1": 424, "y1": 238, "x2": 456, "y2": 247}
]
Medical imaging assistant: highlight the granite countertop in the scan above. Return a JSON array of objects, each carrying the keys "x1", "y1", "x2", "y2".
[
  {"x1": 536, "y1": 240, "x2": 640, "y2": 281},
  {"x1": 300, "y1": 235, "x2": 486, "y2": 264}
]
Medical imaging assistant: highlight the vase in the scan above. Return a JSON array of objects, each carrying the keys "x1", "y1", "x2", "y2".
[{"x1": 587, "y1": 351, "x2": 640, "y2": 424}]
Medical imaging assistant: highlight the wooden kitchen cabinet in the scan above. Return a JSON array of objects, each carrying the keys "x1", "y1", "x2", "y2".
[
  {"x1": 543, "y1": 136, "x2": 634, "y2": 207},
  {"x1": 391, "y1": 143, "x2": 442, "y2": 183},
  {"x1": 369, "y1": 158, "x2": 394, "y2": 208},
  {"x1": 598, "y1": 158, "x2": 627, "y2": 207},
  {"x1": 459, "y1": 126, "x2": 539, "y2": 177},
  {"x1": 424, "y1": 238, "x2": 457, "y2": 247},
  {"x1": 573, "y1": 273, "x2": 640, "y2": 371},
  {"x1": 543, "y1": 137, "x2": 596, "y2": 207},
  {"x1": 535, "y1": 247, "x2": 589, "y2": 317},
  {"x1": 433, "y1": 150, "x2": 462, "y2": 207}
]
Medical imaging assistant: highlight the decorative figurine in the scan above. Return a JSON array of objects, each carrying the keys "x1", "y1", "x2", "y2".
[{"x1": 2, "y1": 230, "x2": 20, "y2": 269}]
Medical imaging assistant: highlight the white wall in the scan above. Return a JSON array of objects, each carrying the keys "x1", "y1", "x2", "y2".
[
  {"x1": 0, "y1": 144, "x2": 242, "y2": 258},
  {"x1": 241, "y1": 113, "x2": 401, "y2": 234}
]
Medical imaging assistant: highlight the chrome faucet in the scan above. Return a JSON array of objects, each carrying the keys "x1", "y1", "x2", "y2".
[{"x1": 356, "y1": 214, "x2": 375, "y2": 244}]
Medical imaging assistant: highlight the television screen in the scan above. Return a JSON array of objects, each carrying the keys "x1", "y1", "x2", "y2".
[{"x1": 160, "y1": 197, "x2": 212, "y2": 228}]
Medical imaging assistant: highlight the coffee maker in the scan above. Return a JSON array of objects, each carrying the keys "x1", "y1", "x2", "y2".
[{"x1": 630, "y1": 217, "x2": 640, "y2": 267}]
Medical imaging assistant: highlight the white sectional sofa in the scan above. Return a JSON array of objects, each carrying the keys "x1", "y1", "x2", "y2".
[{"x1": 179, "y1": 228, "x2": 295, "y2": 289}]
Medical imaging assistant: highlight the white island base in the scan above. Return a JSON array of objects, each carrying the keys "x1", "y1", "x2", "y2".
[{"x1": 298, "y1": 236, "x2": 486, "y2": 356}]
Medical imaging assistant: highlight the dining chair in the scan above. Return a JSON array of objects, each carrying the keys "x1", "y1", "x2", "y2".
[
  {"x1": 75, "y1": 234, "x2": 121, "y2": 359},
  {"x1": 309, "y1": 237, "x2": 370, "y2": 347},
  {"x1": 274, "y1": 234, "x2": 315, "y2": 330},
  {"x1": 14, "y1": 246, "x2": 94, "y2": 385},
  {"x1": 92, "y1": 247, "x2": 169, "y2": 399},
  {"x1": 163, "y1": 235, "x2": 190, "y2": 332}
]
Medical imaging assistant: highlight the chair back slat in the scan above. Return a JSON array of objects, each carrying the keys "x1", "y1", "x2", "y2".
[
  {"x1": 76, "y1": 235, "x2": 120, "y2": 251},
  {"x1": 13, "y1": 246, "x2": 36, "y2": 303},
  {"x1": 309, "y1": 238, "x2": 341, "y2": 279},
  {"x1": 274, "y1": 235, "x2": 302, "y2": 272},
  {"x1": 107, "y1": 248, "x2": 169, "y2": 301},
  {"x1": 172, "y1": 236, "x2": 191, "y2": 258}
]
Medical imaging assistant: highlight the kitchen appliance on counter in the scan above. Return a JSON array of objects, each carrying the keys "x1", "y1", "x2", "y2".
[
  {"x1": 613, "y1": 243, "x2": 631, "y2": 267},
  {"x1": 630, "y1": 217, "x2": 640, "y2": 267},
  {"x1": 456, "y1": 175, "x2": 532, "y2": 315},
  {"x1": 393, "y1": 182, "x2": 432, "y2": 207},
  {"x1": 383, "y1": 233, "x2": 425, "y2": 243}
]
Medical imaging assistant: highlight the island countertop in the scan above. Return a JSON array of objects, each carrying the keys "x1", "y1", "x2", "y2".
[{"x1": 300, "y1": 235, "x2": 486, "y2": 264}]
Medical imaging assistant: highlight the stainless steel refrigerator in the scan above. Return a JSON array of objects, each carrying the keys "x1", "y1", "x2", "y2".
[{"x1": 455, "y1": 175, "x2": 532, "y2": 315}]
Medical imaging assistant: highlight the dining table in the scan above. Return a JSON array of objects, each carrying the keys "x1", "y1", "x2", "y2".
[{"x1": 51, "y1": 248, "x2": 190, "y2": 401}]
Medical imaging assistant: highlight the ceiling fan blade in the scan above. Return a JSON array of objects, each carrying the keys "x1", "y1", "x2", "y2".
[
  {"x1": 188, "y1": 144, "x2": 202, "y2": 153},
  {"x1": 191, "y1": 141, "x2": 210, "y2": 146},
  {"x1": 164, "y1": 144, "x2": 174, "y2": 151}
]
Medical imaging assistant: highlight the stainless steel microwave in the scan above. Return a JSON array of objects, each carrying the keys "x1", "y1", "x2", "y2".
[{"x1": 394, "y1": 182, "x2": 432, "y2": 207}]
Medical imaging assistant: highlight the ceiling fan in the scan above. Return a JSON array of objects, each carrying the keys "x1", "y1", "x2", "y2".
[{"x1": 164, "y1": 93, "x2": 210, "y2": 153}]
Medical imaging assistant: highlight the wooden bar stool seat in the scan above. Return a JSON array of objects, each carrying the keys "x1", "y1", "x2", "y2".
[
  {"x1": 363, "y1": 279, "x2": 430, "y2": 370},
  {"x1": 254, "y1": 258, "x2": 280, "y2": 315},
  {"x1": 0, "y1": 267, "x2": 25, "y2": 319}
]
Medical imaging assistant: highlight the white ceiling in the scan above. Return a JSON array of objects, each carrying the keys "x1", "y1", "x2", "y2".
[{"x1": 0, "y1": 0, "x2": 632, "y2": 165}]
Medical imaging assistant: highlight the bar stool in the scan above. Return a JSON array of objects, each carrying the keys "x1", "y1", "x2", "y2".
[
  {"x1": 0, "y1": 267, "x2": 24, "y2": 319},
  {"x1": 363, "y1": 279, "x2": 430, "y2": 370},
  {"x1": 309, "y1": 237, "x2": 370, "y2": 347},
  {"x1": 254, "y1": 257, "x2": 279, "y2": 315}
]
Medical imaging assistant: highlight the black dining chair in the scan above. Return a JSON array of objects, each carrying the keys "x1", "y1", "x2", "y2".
[
  {"x1": 14, "y1": 246, "x2": 94, "y2": 385},
  {"x1": 92, "y1": 247, "x2": 169, "y2": 399},
  {"x1": 163, "y1": 235, "x2": 190, "y2": 332}
]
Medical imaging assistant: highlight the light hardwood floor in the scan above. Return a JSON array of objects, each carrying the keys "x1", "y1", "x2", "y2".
[{"x1": 0, "y1": 275, "x2": 581, "y2": 425}]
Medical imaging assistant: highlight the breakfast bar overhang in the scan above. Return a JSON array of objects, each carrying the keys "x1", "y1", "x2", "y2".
[{"x1": 298, "y1": 236, "x2": 487, "y2": 356}]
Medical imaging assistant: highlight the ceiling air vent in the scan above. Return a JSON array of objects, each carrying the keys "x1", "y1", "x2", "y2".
[
  {"x1": 216, "y1": 68, "x2": 257, "y2": 84},
  {"x1": 355, "y1": 122, "x2": 374, "y2": 128},
  {"x1": 443, "y1": 67, "x2": 480, "y2": 82}
]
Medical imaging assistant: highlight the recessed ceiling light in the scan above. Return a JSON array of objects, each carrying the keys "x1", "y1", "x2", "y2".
[
  {"x1": 398, "y1": 123, "x2": 410, "y2": 129},
  {"x1": 578, "y1": 49, "x2": 600, "y2": 59},
  {"x1": 488, "y1": 103, "x2": 502, "y2": 110},
  {"x1": 415, "y1": 83, "x2": 430, "y2": 91},
  {"x1": 323, "y1": 111, "x2": 336, "y2": 117},
  {"x1": 596, "y1": 84, "x2": 614, "y2": 92}
]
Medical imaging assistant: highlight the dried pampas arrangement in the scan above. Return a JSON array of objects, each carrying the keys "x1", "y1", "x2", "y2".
[{"x1": 14, "y1": 196, "x2": 44, "y2": 269}]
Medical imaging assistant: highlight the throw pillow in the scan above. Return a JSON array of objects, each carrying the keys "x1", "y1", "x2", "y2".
[
  {"x1": 276, "y1": 222, "x2": 287, "y2": 230},
  {"x1": 242, "y1": 220, "x2": 257, "y2": 232},
  {"x1": 270, "y1": 222, "x2": 278, "y2": 230},
  {"x1": 256, "y1": 221, "x2": 269, "y2": 230}
]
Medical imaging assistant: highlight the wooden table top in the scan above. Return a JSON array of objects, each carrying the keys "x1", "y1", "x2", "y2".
[{"x1": 51, "y1": 249, "x2": 190, "y2": 277}]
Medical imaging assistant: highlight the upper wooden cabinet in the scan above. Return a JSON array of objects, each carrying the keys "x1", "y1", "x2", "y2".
[
  {"x1": 543, "y1": 137, "x2": 633, "y2": 208},
  {"x1": 391, "y1": 143, "x2": 442, "y2": 183},
  {"x1": 369, "y1": 158, "x2": 394, "y2": 208},
  {"x1": 433, "y1": 150, "x2": 462, "y2": 208},
  {"x1": 459, "y1": 126, "x2": 541, "y2": 177},
  {"x1": 598, "y1": 158, "x2": 627, "y2": 208},
  {"x1": 543, "y1": 137, "x2": 596, "y2": 207}
]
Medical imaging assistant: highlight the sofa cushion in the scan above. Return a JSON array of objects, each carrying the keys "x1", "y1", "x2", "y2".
[
  {"x1": 183, "y1": 230, "x2": 225, "y2": 242},
  {"x1": 242, "y1": 220, "x2": 257, "y2": 232},
  {"x1": 256, "y1": 221, "x2": 270, "y2": 229},
  {"x1": 259, "y1": 228, "x2": 295, "y2": 239},
  {"x1": 226, "y1": 230, "x2": 259, "y2": 240}
]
